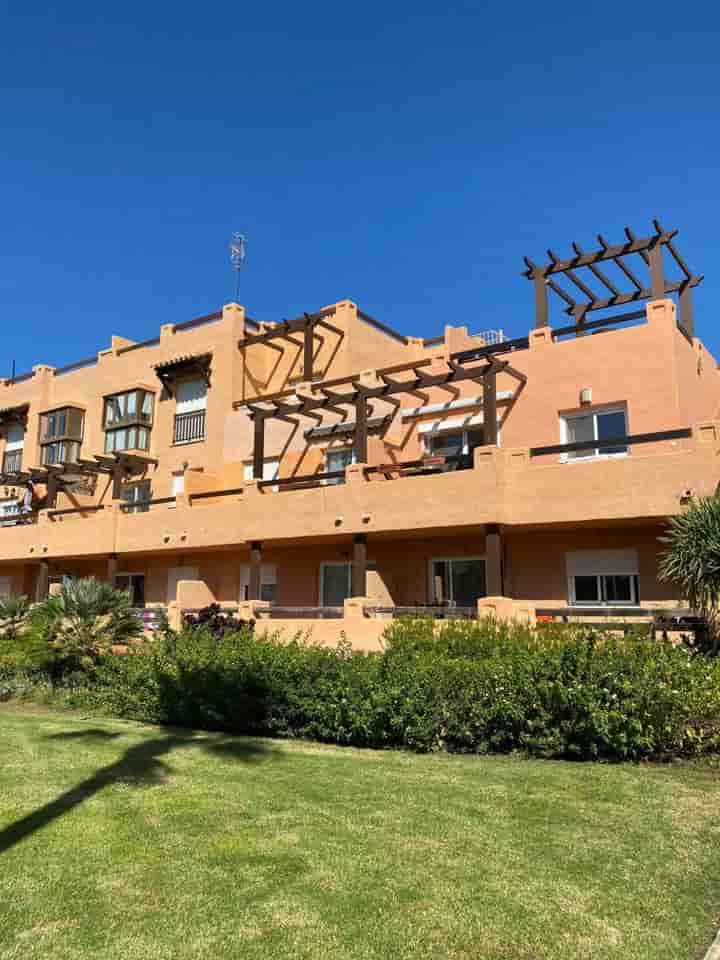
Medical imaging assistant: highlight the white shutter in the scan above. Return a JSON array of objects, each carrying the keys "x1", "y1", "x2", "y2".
[
  {"x1": 566, "y1": 550, "x2": 639, "y2": 576},
  {"x1": 5, "y1": 424, "x2": 24, "y2": 451},
  {"x1": 176, "y1": 378, "x2": 207, "y2": 414},
  {"x1": 172, "y1": 474, "x2": 185, "y2": 496}
]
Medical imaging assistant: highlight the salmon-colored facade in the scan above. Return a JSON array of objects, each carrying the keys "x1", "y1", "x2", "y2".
[{"x1": 0, "y1": 226, "x2": 717, "y2": 646}]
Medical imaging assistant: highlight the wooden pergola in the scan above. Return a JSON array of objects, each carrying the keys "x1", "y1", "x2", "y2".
[
  {"x1": 237, "y1": 309, "x2": 344, "y2": 383},
  {"x1": 0, "y1": 452, "x2": 157, "y2": 508},
  {"x1": 235, "y1": 353, "x2": 527, "y2": 480},
  {"x1": 523, "y1": 219, "x2": 702, "y2": 337}
]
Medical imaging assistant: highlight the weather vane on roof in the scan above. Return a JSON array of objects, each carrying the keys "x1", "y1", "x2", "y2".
[{"x1": 229, "y1": 232, "x2": 247, "y2": 303}]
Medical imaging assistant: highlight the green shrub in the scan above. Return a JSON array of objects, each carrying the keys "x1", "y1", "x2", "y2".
[
  {"x1": 27, "y1": 577, "x2": 144, "y2": 675},
  {"x1": 3, "y1": 616, "x2": 720, "y2": 762}
]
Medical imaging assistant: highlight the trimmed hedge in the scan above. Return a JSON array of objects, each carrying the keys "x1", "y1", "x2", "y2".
[{"x1": 3, "y1": 618, "x2": 720, "y2": 760}]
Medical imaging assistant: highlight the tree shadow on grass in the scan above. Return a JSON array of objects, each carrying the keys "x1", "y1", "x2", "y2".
[{"x1": 0, "y1": 726, "x2": 271, "y2": 856}]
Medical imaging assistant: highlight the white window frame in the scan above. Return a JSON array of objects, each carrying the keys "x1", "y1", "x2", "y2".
[
  {"x1": 568, "y1": 572, "x2": 639, "y2": 606},
  {"x1": 428, "y1": 555, "x2": 487, "y2": 606},
  {"x1": 560, "y1": 406, "x2": 628, "y2": 463}
]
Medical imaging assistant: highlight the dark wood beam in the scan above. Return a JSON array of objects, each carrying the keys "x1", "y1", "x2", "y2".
[
  {"x1": 252, "y1": 415, "x2": 265, "y2": 481},
  {"x1": 352, "y1": 534, "x2": 367, "y2": 598},
  {"x1": 483, "y1": 369, "x2": 498, "y2": 446},
  {"x1": 248, "y1": 541, "x2": 262, "y2": 601},
  {"x1": 354, "y1": 394, "x2": 368, "y2": 463}
]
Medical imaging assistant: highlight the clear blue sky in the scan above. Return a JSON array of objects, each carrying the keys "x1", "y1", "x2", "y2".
[{"x1": 2, "y1": 3, "x2": 719, "y2": 374}]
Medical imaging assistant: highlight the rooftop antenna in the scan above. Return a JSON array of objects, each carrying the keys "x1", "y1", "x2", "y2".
[{"x1": 229, "y1": 232, "x2": 247, "y2": 303}]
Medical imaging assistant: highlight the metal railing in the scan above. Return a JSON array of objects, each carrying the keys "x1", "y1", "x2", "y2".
[
  {"x1": 0, "y1": 509, "x2": 36, "y2": 527},
  {"x1": 47, "y1": 505, "x2": 105, "y2": 519},
  {"x1": 120, "y1": 496, "x2": 175, "y2": 512},
  {"x1": 173, "y1": 410, "x2": 206, "y2": 444},
  {"x1": 2, "y1": 450, "x2": 22, "y2": 474},
  {"x1": 366, "y1": 605, "x2": 477, "y2": 620},
  {"x1": 255, "y1": 606, "x2": 344, "y2": 620},
  {"x1": 257, "y1": 470, "x2": 345, "y2": 491},
  {"x1": 530, "y1": 427, "x2": 692, "y2": 459}
]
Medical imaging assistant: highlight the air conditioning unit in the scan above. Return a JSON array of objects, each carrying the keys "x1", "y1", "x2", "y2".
[{"x1": 579, "y1": 388, "x2": 592, "y2": 405}]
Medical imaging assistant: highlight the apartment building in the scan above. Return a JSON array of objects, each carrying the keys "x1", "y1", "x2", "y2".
[{"x1": 0, "y1": 222, "x2": 716, "y2": 645}]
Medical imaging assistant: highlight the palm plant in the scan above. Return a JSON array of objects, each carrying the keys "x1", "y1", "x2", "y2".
[
  {"x1": 659, "y1": 495, "x2": 720, "y2": 650},
  {"x1": 29, "y1": 577, "x2": 144, "y2": 671},
  {"x1": 0, "y1": 595, "x2": 30, "y2": 642}
]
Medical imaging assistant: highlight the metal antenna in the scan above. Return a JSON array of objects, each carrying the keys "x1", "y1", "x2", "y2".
[{"x1": 229, "y1": 232, "x2": 247, "y2": 303}]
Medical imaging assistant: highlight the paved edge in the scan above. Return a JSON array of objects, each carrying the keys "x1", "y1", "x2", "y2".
[{"x1": 703, "y1": 929, "x2": 720, "y2": 960}]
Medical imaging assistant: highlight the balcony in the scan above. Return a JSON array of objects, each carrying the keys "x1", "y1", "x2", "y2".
[
  {"x1": 173, "y1": 410, "x2": 206, "y2": 444},
  {"x1": 0, "y1": 423, "x2": 716, "y2": 563},
  {"x1": 2, "y1": 449, "x2": 22, "y2": 474}
]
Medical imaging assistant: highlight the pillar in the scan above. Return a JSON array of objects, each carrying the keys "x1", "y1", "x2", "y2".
[
  {"x1": 483, "y1": 370, "x2": 498, "y2": 446},
  {"x1": 249, "y1": 541, "x2": 262, "y2": 601},
  {"x1": 648, "y1": 243, "x2": 665, "y2": 299},
  {"x1": 354, "y1": 393, "x2": 368, "y2": 463},
  {"x1": 485, "y1": 524, "x2": 503, "y2": 596},
  {"x1": 352, "y1": 534, "x2": 367, "y2": 598},
  {"x1": 36, "y1": 560, "x2": 49, "y2": 601},
  {"x1": 107, "y1": 554, "x2": 118, "y2": 587},
  {"x1": 253, "y1": 416, "x2": 265, "y2": 480},
  {"x1": 533, "y1": 269, "x2": 549, "y2": 328}
]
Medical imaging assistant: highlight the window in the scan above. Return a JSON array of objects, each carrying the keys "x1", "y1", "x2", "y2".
[
  {"x1": 40, "y1": 407, "x2": 84, "y2": 442},
  {"x1": 103, "y1": 390, "x2": 154, "y2": 428},
  {"x1": 3, "y1": 423, "x2": 24, "y2": 474},
  {"x1": 561, "y1": 408, "x2": 627, "y2": 461},
  {"x1": 239, "y1": 563, "x2": 277, "y2": 603},
  {"x1": 425, "y1": 428, "x2": 485, "y2": 468},
  {"x1": 567, "y1": 550, "x2": 639, "y2": 606},
  {"x1": 174, "y1": 378, "x2": 207, "y2": 444},
  {"x1": 41, "y1": 440, "x2": 81, "y2": 466},
  {"x1": 114, "y1": 573, "x2": 146, "y2": 607},
  {"x1": 430, "y1": 558, "x2": 486, "y2": 607},
  {"x1": 39, "y1": 407, "x2": 84, "y2": 466},
  {"x1": 325, "y1": 448, "x2": 354, "y2": 484},
  {"x1": 121, "y1": 481, "x2": 151, "y2": 514},
  {"x1": 104, "y1": 390, "x2": 154, "y2": 452},
  {"x1": 105, "y1": 426, "x2": 151, "y2": 453}
]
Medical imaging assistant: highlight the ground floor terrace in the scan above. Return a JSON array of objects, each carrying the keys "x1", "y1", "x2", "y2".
[{"x1": 0, "y1": 520, "x2": 685, "y2": 649}]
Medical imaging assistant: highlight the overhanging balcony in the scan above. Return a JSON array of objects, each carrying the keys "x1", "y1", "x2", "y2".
[{"x1": 0, "y1": 423, "x2": 716, "y2": 563}]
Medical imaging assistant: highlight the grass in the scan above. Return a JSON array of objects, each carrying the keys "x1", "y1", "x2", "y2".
[{"x1": 0, "y1": 707, "x2": 719, "y2": 960}]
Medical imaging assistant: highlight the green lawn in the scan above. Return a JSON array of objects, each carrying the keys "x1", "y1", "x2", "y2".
[{"x1": 1, "y1": 708, "x2": 719, "y2": 959}]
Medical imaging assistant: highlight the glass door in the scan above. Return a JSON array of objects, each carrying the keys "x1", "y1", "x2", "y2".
[
  {"x1": 431, "y1": 558, "x2": 486, "y2": 606},
  {"x1": 320, "y1": 563, "x2": 352, "y2": 606}
]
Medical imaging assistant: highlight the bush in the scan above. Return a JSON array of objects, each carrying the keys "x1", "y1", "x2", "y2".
[
  {"x1": 3, "y1": 616, "x2": 720, "y2": 761},
  {"x1": 182, "y1": 604, "x2": 255, "y2": 639}
]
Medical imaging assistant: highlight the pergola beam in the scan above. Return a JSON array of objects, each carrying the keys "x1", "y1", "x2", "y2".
[{"x1": 525, "y1": 222, "x2": 703, "y2": 326}]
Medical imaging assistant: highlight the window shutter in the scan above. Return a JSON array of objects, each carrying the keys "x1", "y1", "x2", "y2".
[{"x1": 566, "y1": 550, "x2": 639, "y2": 576}]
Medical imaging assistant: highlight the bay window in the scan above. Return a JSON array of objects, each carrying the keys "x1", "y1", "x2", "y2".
[
  {"x1": 39, "y1": 407, "x2": 84, "y2": 466},
  {"x1": 103, "y1": 389, "x2": 154, "y2": 453}
]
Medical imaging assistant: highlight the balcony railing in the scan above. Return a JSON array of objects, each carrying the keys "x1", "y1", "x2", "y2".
[
  {"x1": 2, "y1": 450, "x2": 22, "y2": 474},
  {"x1": 173, "y1": 410, "x2": 206, "y2": 444}
]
